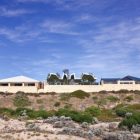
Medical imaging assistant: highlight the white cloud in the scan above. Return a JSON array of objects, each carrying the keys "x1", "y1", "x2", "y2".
[
  {"x1": 41, "y1": 19, "x2": 79, "y2": 35},
  {"x1": 0, "y1": 7, "x2": 33, "y2": 17}
]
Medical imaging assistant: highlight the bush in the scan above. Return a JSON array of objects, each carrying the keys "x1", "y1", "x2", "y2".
[
  {"x1": 107, "y1": 96, "x2": 119, "y2": 102},
  {"x1": 119, "y1": 112, "x2": 140, "y2": 130},
  {"x1": 56, "y1": 108, "x2": 93, "y2": 123},
  {"x1": 124, "y1": 96, "x2": 133, "y2": 102},
  {"x1": 116, "y1": 89, "x2": 129, "y2": 94},
  {"x1": 92, "y1": 96, "x2": 98, "y2": 100},
  {"x1": 60, "y1": 93, "x2": 70, "y2": 101},
  {"x1": 127, "y1": 104, "x2": 140, "y2": 110},
  {"x1": 115, "y1": 107, "x2": 131, "y2": 117},
  {"x1": 15, "y1": 108, "x2": 54, "y2": 119},
  {"x1": 0, "y1": 108, "x2": 14, "y2": 116},
  {"x1": 70, "y1": 90, "x2": 90, "y2": 99},
  {"x1": 36, "y1": 99, "x2": 43, "y2": 104},
  {"x1": 99, "y1": 90, "x2": 108, "y2": 94},
  {"x1": 85, "y1": 106, "x2": 101, "y2": 117},
  {"x1": 54, "y1": 102, "x2": 60, "y2": 107},
  {"x1": 115, "y1": 104, "x2": 140, "y2": 117},
  {"x1": 98, "y1": 109, "x2": 118, "y2": 122},
  {"x1": 97, "y1": 98, "x2": 107, "y2": 107},
  {"x1": 13, "y1": 92, "x2": 31, "y2": 107}
]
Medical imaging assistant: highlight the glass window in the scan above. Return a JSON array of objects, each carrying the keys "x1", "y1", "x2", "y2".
[{"x1": 0, "y1": 83, "x2": 8, "y2": 86}]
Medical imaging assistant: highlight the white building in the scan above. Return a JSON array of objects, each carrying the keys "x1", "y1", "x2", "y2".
[{"x1": 0, "y1": 76, "x2": 40, "y2": 93}]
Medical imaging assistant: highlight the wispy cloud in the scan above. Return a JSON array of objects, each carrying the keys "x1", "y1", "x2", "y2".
[
  {"x1": 74, "y1": 17, "x2": 140, "y2": 77},
  {"x1": 41, "y1": 19, "x2": 79, "y2": 35},
  {"x1": 0, "y1": 7, "x2": 33, "y2": 17}
]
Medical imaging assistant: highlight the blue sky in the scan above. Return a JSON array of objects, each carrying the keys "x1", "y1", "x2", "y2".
[{"x1": 0, "y1": 0, "x2": 140, "y2": 80}]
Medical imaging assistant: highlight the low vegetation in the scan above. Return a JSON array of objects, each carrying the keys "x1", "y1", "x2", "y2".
[
  {"x1": 124, "y1": 96, "x2": 134, "y2": 102},
  {"x1": 13, "y1": 92, "x2": 31, "y2": 107},
  {"x1": 107, "y1": 95, "x2": 120, "y2": 102},
  {"x1": 60, "y1": 90, "x2": 90, "y2": 101},
  {"x1": 119, "y1": 112, "x2": 140, "y2": 130},
  {"x1": 85, "y1": 106, "x2": 101, "y2": 117},
  {"x1": 69, "y1": 90, "x2": 90, "y2": 99}
]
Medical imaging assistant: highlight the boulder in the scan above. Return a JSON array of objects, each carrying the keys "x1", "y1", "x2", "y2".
[
  {"x1": 103, "y1": 131, "x2": 136, "y2": 140},
  {"x1": 26, "y1": 123, "x2": 40, "y2": 131},
  {"x1": 132, "y1": 124, "x2": 140, "y2": 134}
]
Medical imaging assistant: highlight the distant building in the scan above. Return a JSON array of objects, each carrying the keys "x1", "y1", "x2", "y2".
[
  {"x1": 0, "y1": 76, "x2": 40, "y2": 93},
  {"x1": 101, "y1": 75, "x2": 140, "y2": 85},
  {"x1": 47, "y1": 72, "x2": 96, "y2": 85}
]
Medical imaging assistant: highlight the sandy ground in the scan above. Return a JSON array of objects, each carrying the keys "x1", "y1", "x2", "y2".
[{"x1": 0, "y1": 119, "x2": 94, "y2": 140}]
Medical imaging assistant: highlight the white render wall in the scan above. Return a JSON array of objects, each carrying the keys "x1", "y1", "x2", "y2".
[
  {"x1": 0, "y1": 83, "x2": 39, "y2": 93},
  {"x1": 1, "y1": 84, "x2": 140, "y2": 93},
  {"x1": 43, "y1": 84, "x2": 140, "y2": 93}
]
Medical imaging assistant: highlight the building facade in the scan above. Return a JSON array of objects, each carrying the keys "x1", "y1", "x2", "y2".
[{"x1": 0, "y1": 76, "x2": 40, "y2": 93}]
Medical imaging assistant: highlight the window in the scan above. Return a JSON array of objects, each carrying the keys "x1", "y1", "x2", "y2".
[
  {"x1": 120, "y1": 82, "x2": 133, "y2": 84},
  {"x1": 24, "y1": 83, "x2": 35, "y2": 86},
  {"x1": 11, "y1": 83, "x2": 22, "y2": 86},
  {"x1": 0, "y1": 83, "x2": 8, "y2": 86},
  {"x1": 27, "y1": 83, "x2": 35, "y2": 86}
]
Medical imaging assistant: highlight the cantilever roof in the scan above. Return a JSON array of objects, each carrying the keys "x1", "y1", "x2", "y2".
[{"x1": 0, "y1": 76, "x2": 39, "y2": 83}]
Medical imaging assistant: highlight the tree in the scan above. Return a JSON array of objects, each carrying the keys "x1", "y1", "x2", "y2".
[
  {"x1": 62, "y1": 69, "x2": 69, "y2": 85},
  {"x1": 47, "y1": 73, "x2": 60, "y2": 85},
  {"x1": 81, "y1": 73, "x2": 95, "y2": 85}
]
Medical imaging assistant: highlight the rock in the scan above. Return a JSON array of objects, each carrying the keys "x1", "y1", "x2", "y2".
[
  {"x1": 132, "y1": 124, "x2": 140, "y2": 134},
  {"x1": 43, "y1": 116, "x2": 72, "y2": 124},
  {"x1": 26, "y1": 123, "x2": 40, "y2": 131},
  {"x1": 109, "y1": 123, "x2": 118, "y2": 131},
  {"x1": 53, "y1": 121, "x2": 64, "y2": 128},
  {"x1": 43, "y1": 116, "x2": 59, "y2": 124},
  {"x1": 92, "y1": 117, "x2": 99, "y2": 124},
  {"x1": 87, "y1": 130, "x2": 94, "y2": 140},
  {"x1": 53, "y1": 120, "x2": 75, "y2": 128},
  {"x1": 92, "y1": 128, "x2": 103, "y2": 136},
  {"x1": 103, "y1": 131, "x2": 136, "y2": 140},
  {"x1": 81, "y1": 122, "x2": 89, "y2": 129},
  {"x1": 125, "y1": 112, "x2": 133, "y2": 117},
  {"x1": 57, "y1": 127, "x2": 94, "y2": 139}
]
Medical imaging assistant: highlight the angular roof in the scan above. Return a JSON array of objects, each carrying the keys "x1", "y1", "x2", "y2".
[
  {"x1": 101, "y1": 78, "x2": 120, "y2": 82},
  {"x1": 101, "y1": 75, "x2": 140, "y2": 82},
  {"x1": 120, "y1": 75, "x2": 140, "y2": 81},
  {"x1": 0, "y1": 76, "x2": 39, "y2": 83}
]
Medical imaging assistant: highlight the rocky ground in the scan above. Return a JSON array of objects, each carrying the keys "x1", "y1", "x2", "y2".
[{"x1": 0, "y1": 116, "x2": 139, "y2": 140}]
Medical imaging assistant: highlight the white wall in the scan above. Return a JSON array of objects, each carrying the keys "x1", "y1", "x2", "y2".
[
  {"x1": 43, "y1": 84, "x2": 140, "y2": 93},
  {"x1": 1, "y1": 84, "x2": 140, "y2": 93}
]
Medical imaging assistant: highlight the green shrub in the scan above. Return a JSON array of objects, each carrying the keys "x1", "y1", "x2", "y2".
[
  {"x1": 127, "y1": 104, "x2": 140, "y2": 110},
  {"x1": 60, "y1": 93, "x2": 70, "y2": 101},
  {"x1": 115, "y1": 104, "x2": 140, "y2": 117},
  {"x1": 107, "y1": 96, "x2": 119, "y2": 102},
  {"x1": 0, "y1": 108, "x2": 14, "y2": 116},
  {"x1": 56, "y1": 108, "x2": 93, "y2": 123},
  {"x1": 15, "y1": 108, "x2": 54, "y2": 119},
  {"x1": 13, "y1": 92, "x2": 31, "y2": 107},
  {"x1": 97, "y1": 98, "x2": 107, "y2": 107},
  {"x1": 116, "y1": 89, "x2": 129, "y2": 94},
  {"x1": 119, "y1": 112, "x2": 140, "y2": 130},
  {"x1": 115, "y1": 107, "x2": 131, "y2": 117},
  {"x1": 99, "y1": 90, "x2": 108, "y2": 94},
  {"x1": 54, "y1": 102, "x2": 60, "y2": 107},
  {"x1": 92, "y1": 96, "x2": 98, "y2": 100},
  {"x1": 124, "y1": 96, "x2": 133, "y2": 102},
  {"x1": 36, "y1": 99, "x2": 43, "y2": 104},
  {"x1": 85, "y1": 106, "x2": 101, "y2": 117},
  {"x1": 98, "y1": 109, "x2": 118, "y2": 122},
  {"x1": 70, "y1": 90, "x2": 90, "y2": 99}
]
